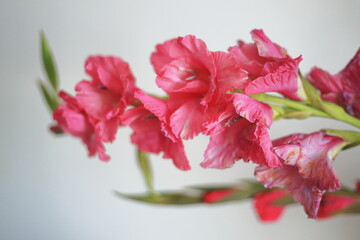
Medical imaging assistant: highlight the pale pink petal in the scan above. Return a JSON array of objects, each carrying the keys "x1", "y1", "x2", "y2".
[
  {"x1": 273, "y1": 145, "x2": 302, "y2": 166},
  {"x1": 292, "y1": 132, "x2": 343, "y2": 191},
  {"x1": 251, "y1": 29, "x2": 287, "y2": 59},
  {"x1": 255, "y1": 165, "x2": 323, "y2": 218}
]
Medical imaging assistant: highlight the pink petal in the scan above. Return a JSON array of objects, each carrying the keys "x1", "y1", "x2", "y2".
[
  {"x1": 122, "y1": 106, "x2": 190, "y2": 170},
  {"x1": 85, "y1": 56, "x2": 136, "y2": 98},
  {"x1": 155, "y1": 58, "x2": 210, "y2": 94},
  {"x1": 307, "y1": 67, "x2": 343, "y2": 94},
  {"x1": 255, "y1": 165, "x2": 323, "y2": 218},
  {"x1": 75, "y1": 81, "x2": 122, "y2": 120},
  {"x1": 243, "y1": 56, "x2": 305, "y2": 101},
  {"x1": 134, "y1": 89, "x2": 177, "y2": 142},
  {"x1": 232, "y1": 93, "x2": 273, "y2": 127},
  {"x1": 228, "y1": 43, "x2": 267, "y2": 78},
  {"x1": 202, "y1": 104, "x2": 280, "y2": 168},
  {"x1": 162, "y1": 140, "x2": 190, "y2": 171},
  {"x1": 170, "y1": 96, "x2": 208, "y2": 140},
  {"x1": 292, "y1": 132, "x2": 343, "y2": 191},
  {"x1": 95, "y1": 117, "x2": 119, "y2": 142},
  {"x1": 151, "y1": 35, "x2": 211, "y2": 76},
  {"x1": 208, "y1": 51, "x2": 248, "y2": 103},
  {"x1": 250, "y1": 29, "x2": 287, "y2": 59}
]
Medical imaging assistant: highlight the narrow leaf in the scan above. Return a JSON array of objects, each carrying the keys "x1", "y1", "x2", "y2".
[
  {"x1": 116, "y1": 191, "x2": 203, "y2": 205},
  {"x1": 40, "y1": 31, "x2": 59, "y2": 90},
  {"x1": 38, "y1": 80, "x2": 58, "y2": 111}
]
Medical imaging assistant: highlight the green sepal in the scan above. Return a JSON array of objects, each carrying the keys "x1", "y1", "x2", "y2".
[
  {"x1": 323, "y1": 129, "x2": 360, "y2": 150},
  {"x1": 38, "y1": 80, "x2": 58, "y2": 111},
  {"x1": 270, "y1": 104, "x2": 312, "y2": 120},
  {"x1": 273, "y1": 194, "x2": 295, "y2": 206},
  {"x1": 300, "y1": 74, "x2": 360, "y2": 128},
  {"x1": 40, "y1": 31, "x2": 59, "y2": 91}
]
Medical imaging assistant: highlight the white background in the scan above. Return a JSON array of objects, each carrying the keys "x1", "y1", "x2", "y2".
[{"x1": 1, "y1": 0, "x2": 360, "y2": 239}]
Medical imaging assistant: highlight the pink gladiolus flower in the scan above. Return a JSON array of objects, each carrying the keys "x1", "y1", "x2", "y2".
[
  {"x1": 229, "y1": 29, "x2": 306, "y2": 101},
  {"x1": 150, "y1": 35, "x2": 247, "y2": 140},
  {"x1": 53, "y1": 91, "x2": 110, "y2": 161},
  {"x1": 253, "y1": 189, "x2": 289, "y2": 222},
  {"x1": 255, "y1": 131, "x2": 344, "y2": 218},
  {"x1": 75, "y1": 56, "x2": 136, "y2": 142},
  {"x1": 307, "y1": 49, "x2": 360, "y2": 118},
  {"x1": 121, "y1": 104, "x2": 190, "y2": 171},
  {"x1": 201, "y1": 93, "x2": 280, "y2": 169},
  {"x1": 317, "y1": 194, "x2": 357, "y2": 219},
  {"x1": 202, "y1": 189, "x2": 236, "y2": 203}
]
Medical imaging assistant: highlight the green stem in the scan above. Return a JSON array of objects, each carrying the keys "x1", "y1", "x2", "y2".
[
  {"x1": 251, "y1": 93, "x2": 330, "y2": 118},
  {"x1": 136, "y1": 150, "x2": 157, "y2": 198}
]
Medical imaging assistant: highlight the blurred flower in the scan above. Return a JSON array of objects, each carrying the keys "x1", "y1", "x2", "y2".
[
  {"x1": 75, "y1": 56, "x2": 136, "y2": 142},
  {"x1": 229, "y1": 29, "x2": 305, "y2": 101},
  {"x1": 253, "y1": 189, "x2": 289, "y2": 222},
  {"x1": 53, "y1": 91, "x2": 109, "y2": 161},
  {"x1": 255, "y1": 131, "x2": 344, "y2": 218},
  {"x1": 317, "y1": 194, "x2": 357, "y2": 219},
  {"x1": 307, "y1": 49, "x2": 360, "y2": 118},
  {"x1": 202, "y1": 189, "x2": 236, "y2": 203}
]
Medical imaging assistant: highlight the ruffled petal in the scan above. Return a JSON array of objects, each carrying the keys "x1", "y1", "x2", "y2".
[
  {"x1": 243, "y1": 56, "x2": 305, "y2": 101},
  {"x1": 75, "y1": 81, "x2": 122, "y2": 120},
  {"x1": 151, "y1": 35, "x2": 212, "y2": 76},
  {"x1": 232, "y1": 93, "x2": 273, "y2": 127},
  {"x1": 292, "y1": 132, "x2": 343, "y2": 191},
  {"x1": 85, "y1": 56, "x2": 136, "y2": 99},
  {"x1": 122, "y1": 106, "x2": 190, "y2": 170},
  {"x1": 255, "y1": 165, "x2": 323, "y2": 218},
  {"x1": 250, "y1": 29, "x2": 287, "y2": 59},
  {"x1": 209, "y1": 51, "x2": 248, "y2": 103}
]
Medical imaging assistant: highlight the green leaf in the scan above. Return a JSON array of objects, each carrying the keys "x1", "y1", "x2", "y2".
[
  {"x1": 38, "y1": 80, "x2": 58, "y2": 111},
  {"x1": 40, "y1": 31, "x2": 59, "y2": 91},
  {"x1": 137, "y1": 150, "x2": 156, "y2": 196}
]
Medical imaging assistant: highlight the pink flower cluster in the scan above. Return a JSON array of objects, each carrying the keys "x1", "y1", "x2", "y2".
[{"x1": 52, "y1": 29, "x2": 360, "y2": 218}]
